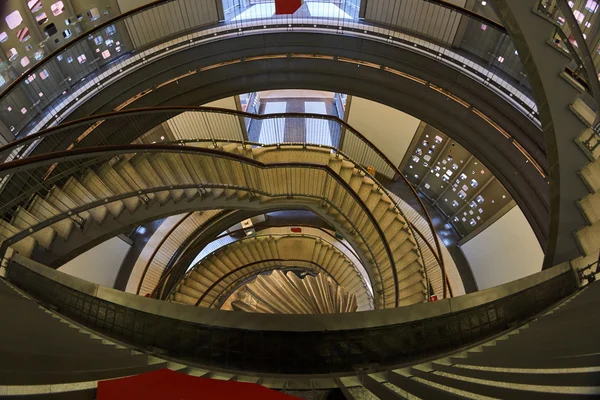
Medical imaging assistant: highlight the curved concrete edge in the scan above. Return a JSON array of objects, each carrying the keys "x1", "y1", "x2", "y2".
[{"x1": 9, "y1": 253, "x2": 573, "y2": 332}]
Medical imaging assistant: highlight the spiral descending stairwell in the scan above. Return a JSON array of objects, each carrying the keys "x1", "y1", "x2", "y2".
[
  {"x1": 0, "y1": 144, "x2": 427, "y2": 309},
  {"x1": 171, "y1": 234, "x2": 374, "y2": 310}
]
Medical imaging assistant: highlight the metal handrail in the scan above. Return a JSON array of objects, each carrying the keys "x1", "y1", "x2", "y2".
[
  {"x1": 135, "y1": 211, "x2": 195, "y2": 295},
  {"x1": 555, "y1": 0, "x2": 600, "y2": 126},
  {"x1": 0, "y1": 0, "x2": 539, "y2": 142},
  {"x1": 0, "y1": 0, "x2": 506, "y2": 100},
  {"x1": 0, "y1": 144, "x2": 398, "y2": 307},
  {"x1": 148, "y1": 222, "x2": 363, "y2": 299},
  {"x1": 183, "y1": 232, "x2": 367, "y2": 307},
  {"x1": 0, "y1": 106, "x2": 449, "y2": 300}
]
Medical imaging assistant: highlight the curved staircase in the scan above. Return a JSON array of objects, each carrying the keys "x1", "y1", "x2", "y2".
[{"x1": 171, "y1": 234, "x2": 373, "y2": 311}]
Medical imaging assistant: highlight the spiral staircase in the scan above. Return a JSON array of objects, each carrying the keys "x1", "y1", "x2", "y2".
[{"x1": 0, "y1": 0, "x2": 599, "y2": 398}]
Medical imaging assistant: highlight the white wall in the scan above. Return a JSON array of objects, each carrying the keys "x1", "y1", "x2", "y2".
[
  {"x1": 346, "y1": 96, "x2": 421, "y2": 167},
  {"x1": 461, "y1": 206, "x2": 544, "y2": 290},
  {"x1": 58, "y1": 237, "x2": 131, "y2": 288}
]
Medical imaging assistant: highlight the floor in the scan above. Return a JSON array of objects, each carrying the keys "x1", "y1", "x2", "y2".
[{"x1": 247, "y1": 97, "x2": 341, "y2": 145}]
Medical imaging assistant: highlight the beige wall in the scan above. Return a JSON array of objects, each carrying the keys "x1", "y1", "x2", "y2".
[
  {"x1": 117, "y1": 0, "x2": 154, "y2": 13},
  {"x1": 201, "y1": 97, "x2": 239, "y2": 110},
  {"x1": 461, "y1": 206, "x2": 544, "y2": 290},
  {"x1": 346, "y1": 96, "x2": 421, "y2": 167},
  {"x1": 58, "y1": 237, "x2": 131, "y2": 288}
]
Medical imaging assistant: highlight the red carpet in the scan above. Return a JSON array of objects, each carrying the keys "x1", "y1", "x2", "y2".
[
  {"x1": 275, "y1": 0, "x2": 302, "y2": 14},
  {"x1": 98, "y1": 369, "x2": 298, "y2": 399}
]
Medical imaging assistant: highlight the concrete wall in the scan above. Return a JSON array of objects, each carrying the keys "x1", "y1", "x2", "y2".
[
  {"x1": 57, "y1": 236, "x2": 131, "y2": 288},
  {"x1": 461, "y1": 206, "x2": 544, "y2": 290},
  {"x1": 346, "y1": 96, "x2": 421, "y2": 167}
]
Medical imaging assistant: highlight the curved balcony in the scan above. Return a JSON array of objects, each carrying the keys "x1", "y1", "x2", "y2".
[
  {"x1": 0, "y1": 0, "x2": 538, "y2": 144},
  {"x1": 0, "y1": 108, "x2": 454, "y2": 303}
]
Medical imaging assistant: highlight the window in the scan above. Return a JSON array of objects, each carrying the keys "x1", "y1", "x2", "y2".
[
  {"x1": 434, "y1": 135, "x2": 443, "y2": 144},
  {"x1": 459, "y1": 173, "x2": 467, "y2": 180},
  {"x1": 35, "y1": 12, "x2": 48, "y2": 25},
  {"x1": 44, "y1": 23, "x2": 57, "y2": 37},
  {"x1": 462, "y1": 185, "x2": 469, "y2": 191},
  {"x1": 573, "y1": 10, "x2": 585, "y2": 23},
  {"x1": 458, "y1": 190, "x2": 467, "y2": 199},
  {"x1": 105, "y1": 38, "x2": 114, "y2": 47},
  {"x1": 94, "y1": 36, "x2": 103, "y2": 45},
  {"x1": 586, "y1": 0, "x2": 598, "y2": 12},
  {"x1": 101, "y1": 49, "x2": 110, "y2": 59},
  {"x1": 476, "y1": 195, "x2": 484, "y2": 203},
  {"x1": 452, "y1": 200, "x2": 459, "y2": 207},
  {"x1": 423, "y1": 154, "x2": 431, "y2": 162},
  {"x1": 51, "y1": 1, "x2": 65, "y2": 16},
  {"x1": 7, "y1": 48, "x2": 18, "y2": 62},
  {"x1": 87, "y1": 8, "x2": 100, "y2": 21},
  {"x1": 105, "y1": 25, "x2": 116, "y2": 36},
  {"x1": 26, "y1": 73, "x2": 35, "y2": 83},
  {"x1": 20, "y1": 57, "x2": 30, "y2": 67},
  {"x1": 40, "y1": 69, "x2": 49, "y2": 79},
  {"x1": 6, "y1": 11, "x2": 23, "y2": 30},
  {"x1": 412, "y1": 155, "x2": 420, "y2": 163},
  {"x1": 34, "y1": 51, "x2": 43, "y2": 61},
  {"x1": 470, "y1": 179, "x2": 478, "y2": 187},
  {"x1": 452, "y1": 163, "x2": 458, "y2": 170},
  {"x1": 77, "y1": 54, "x2": 86, "y2": 64},
  {"x1": 0, "y1": 32, "x2": 7, "y2": 43},
  {"x1": 469, "y1": 219, "x2": 477, "y2": 226},
  {"x1": 25, "y1": 44, "x2": 32, "y2": 51},
  {"x1": 21, "y1": 107, "x2": 27, "y2": 114},
  {"x1": 470, "y1": 201, "x2": 477, "y2": 208},
  {"x1": 28, "y1": 0, "x2": 43, "y2": 13},
  {"x1": 62, "y1": 29, "x2": 72, "y2": 39},
  {"x1": 67, "y1": 56, "x2": 73, "y2": 63},
  {"x1": 17, "y1": 27, "x2": 30, "y2": 42},
  {"x1": 0, "y1": 76, "x2": 5, "y2": 86},
  {"x1": 424, "y1": 183, "x2": 430, "y2": 189},
  {"x1": 478, "y1": 208, "x2": 484, "y2": 214}
]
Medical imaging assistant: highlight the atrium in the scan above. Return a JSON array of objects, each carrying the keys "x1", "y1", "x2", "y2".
[{"x1": 0, "y1": 0, "x2": 598, "y2": 398}]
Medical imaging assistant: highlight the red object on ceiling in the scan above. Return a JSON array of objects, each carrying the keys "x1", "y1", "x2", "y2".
[
  {"x1": 98, "y1": 368, "x2": 298, "y2": 400},
  {"x1": 275, "y1": 0, "x2": 302, "y2": 14},
  {"x1": 291, "y1": 227, "x2": 302, "y2": 233}
]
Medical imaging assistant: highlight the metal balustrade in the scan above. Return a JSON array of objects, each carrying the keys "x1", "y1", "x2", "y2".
[
  {"x1": 537, "y1": 0, "x2": 600, "y2": 156},
  {"x1": 0, "y1": 107, "x2": 451, "y2": 302},
  {"x1": 0, "y1": 0, "x2": 539, "y2": 143},
  {"x1": 167, "y1": 232, "x2": 374, "y2": 311},
  {"x1": 5, "y1": 254, "x2": 578, "y2": 375},
  {"x1": 145, "y1": 223, "x2": 370, "y2": 300},
  {"x1": 0, "y1": 145, "x2": 415, "y2": 308}
]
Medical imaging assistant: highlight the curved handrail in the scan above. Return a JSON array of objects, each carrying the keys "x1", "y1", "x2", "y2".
[
  {"x1": 0, "y1": 0, "x2": 505, "y2": 101},
  {"x1": 0, "y1": 144, "x2": 398, "y2": 306},
  {"x1": 171, "y1": 231, "x2": 367, "y2": 303},
  {"x1": 209, "y1": 262, "x2": 324, "y2": 309},
  {"x1": 196, "y1": 259, "x2": 343, "y2": 308},
  {"x1": 556, "y1": 1, "x2": 600, "y2": 126},
  {"x1": 148, "y1": 222, "x2": 364, "y2": 298},
  {"x1": 136, "y1": 211, "x2": 194, "y2": 295},
  {"x1": 0, "y1": 106, "x2": 448, "y2": 302}
]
